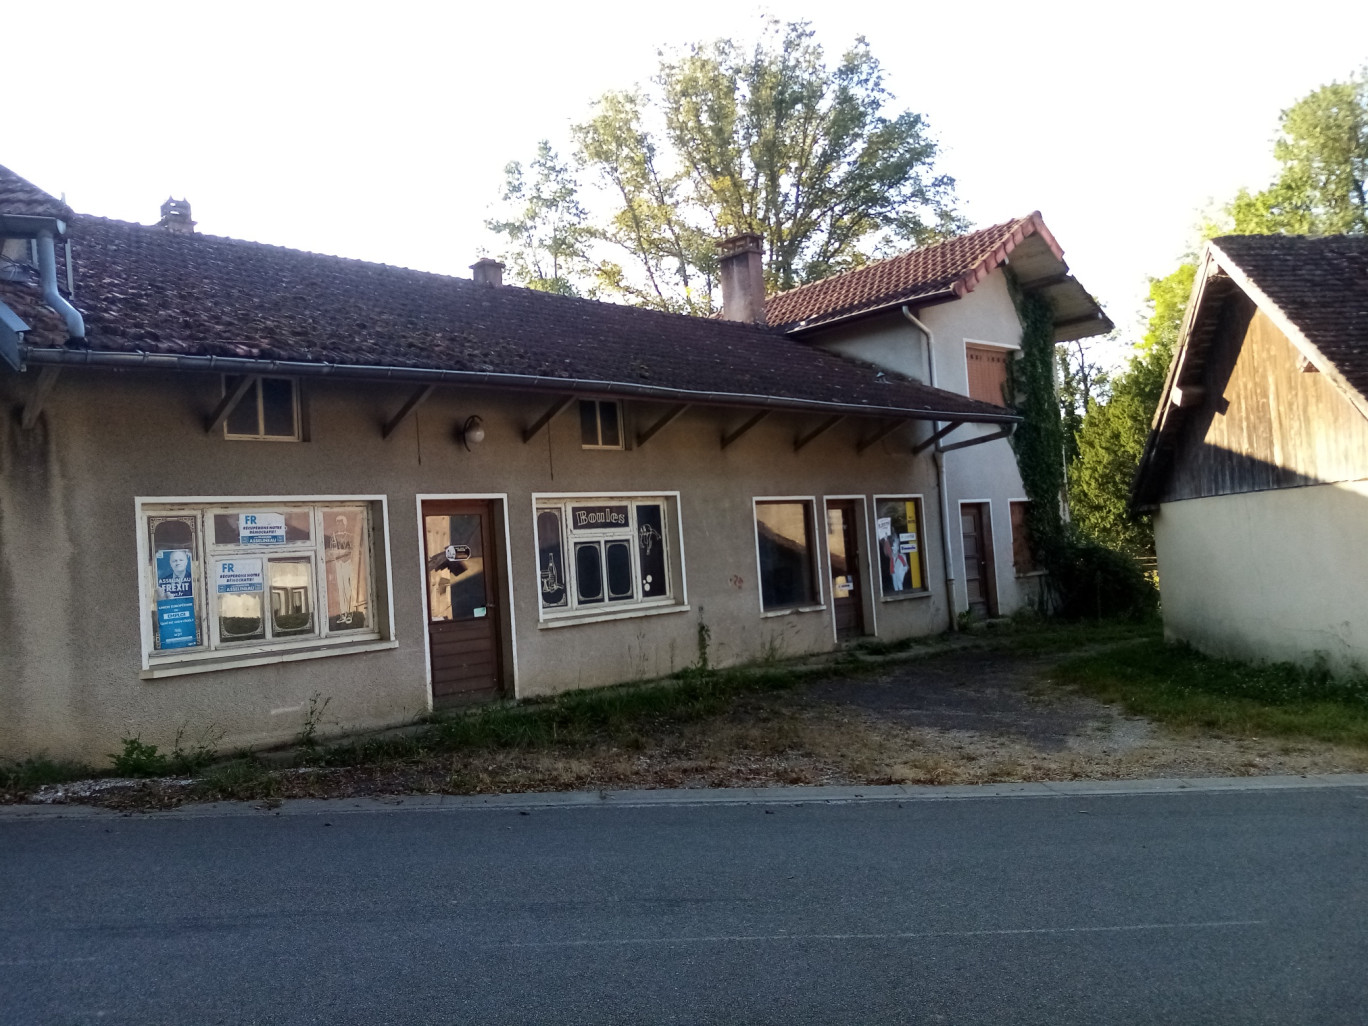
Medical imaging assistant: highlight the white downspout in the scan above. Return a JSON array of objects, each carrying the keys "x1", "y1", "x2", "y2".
[{"x1": 902, "y1": 305, "x2": 958, "y2": 631}]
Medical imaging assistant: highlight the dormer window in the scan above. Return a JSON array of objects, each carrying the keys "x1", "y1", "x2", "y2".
[{"x1": 224, "y1": 376, "x2": 301, "y2": 441}]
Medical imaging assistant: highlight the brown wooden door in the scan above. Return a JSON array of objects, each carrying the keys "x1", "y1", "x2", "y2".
[
  {"x1": 826, "y1": 501, "x2": 865, "y2": 642},
  {"x1": 422, "y1": 500, "x2": 503, "y2": 706},
  {"x1": 961, "y1": 503, "x2": 997, "y2": 619}
]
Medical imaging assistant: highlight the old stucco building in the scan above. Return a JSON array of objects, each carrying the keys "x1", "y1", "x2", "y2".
[{"x1": 0, "y1": 164, "x2": 1109, "y2": 762}]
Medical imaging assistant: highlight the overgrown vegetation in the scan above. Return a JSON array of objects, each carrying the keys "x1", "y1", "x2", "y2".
[
  {"x1": 0, "y1": 757, "x2": 95, "y2": 793},
  {"x1": 109, "y1": 729, "x2": 220, "y2": 778},
  {"x1": 1058, "y1": 641, "x2": 1368, "y2": 747}
]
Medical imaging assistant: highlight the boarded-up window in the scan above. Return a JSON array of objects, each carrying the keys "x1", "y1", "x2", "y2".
[
  {"x1": 1010, "y1": 500, "x2": 1039, "y2": 574},
  {"x1": 966, "y1": 344, "x2": 1011, "y2": 406}
]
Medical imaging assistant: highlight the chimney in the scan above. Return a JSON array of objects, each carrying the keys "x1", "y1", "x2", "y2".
[
  {"x1": 157, "y1": 197, "x2": 196, "y2": 235},
  {"x1": 716, "y1": 233, "x2": 766, "y2": 325},
  {"x1": 470, "y1": 258, "x2": 505, "y2": 287}
]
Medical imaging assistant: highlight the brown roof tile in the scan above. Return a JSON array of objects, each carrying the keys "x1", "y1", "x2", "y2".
[
  {"x1": 0, "y1": 165, "x2": 72, "y2": 220},
  {"x1": 5, "y1": 213, "x2": 1016, "y2": 423},
  {"x1": 766, "y1": 214, "x2": 1058, "y2": 330}
]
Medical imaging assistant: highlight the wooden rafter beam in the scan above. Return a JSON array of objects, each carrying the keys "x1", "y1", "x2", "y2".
[
  {"x1": 20, "y1": 366, "x2": 60, "y2": 430},
  {"x1": 1016, "y1": 271, "x2": 1070, "y2": 290},
  {"x1": 522, "y1": 395, "x2": 574, "y2": 443},
  {"x1": 911, "y1": 420, "x2": 961, "y2": 455},
  {"x1": 381, "y1": 384, "x2": 436, "y2": 439},
  {"x1": 204, "y1": 374, "x2": 258, "y2": 434},
  {"x1": 793, "y1": 415, "x2": 843, "y2": 453},
  {"x1": 855, "y1": 418, "x2": 906, "y2": 455},
  {"x1": 636, "y1": 403, "x2": 689, "y2": 447},
  {"x1": 720, "y1": 409, "x2": 770, "y2": 450}
]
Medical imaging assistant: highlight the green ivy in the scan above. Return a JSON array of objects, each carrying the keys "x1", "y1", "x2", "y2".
[{"x1": 1005, "y1": 274, "x2": 1066, "y2": 554}]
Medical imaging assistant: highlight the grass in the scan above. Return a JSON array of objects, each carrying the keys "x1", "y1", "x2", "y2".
[
  {"x1": 0, "y1": 757, "x2": 96, "y2": 792},
  {"x1": 1056, "y1": 639, "x2": 1368, "y2": 748}
]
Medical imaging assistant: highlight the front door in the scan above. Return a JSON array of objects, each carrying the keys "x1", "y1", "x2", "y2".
[
  {"x1": 961, "y1": 503, "x2": 997, "y2": 619},
  {"x1": 826, "y1": 500, "x2": 865, "y2": 642},
  {"x1": 422, "y1": 500, "x2": 503, "y2": 706}
]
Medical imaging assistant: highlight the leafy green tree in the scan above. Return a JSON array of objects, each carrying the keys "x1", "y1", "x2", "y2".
[
  {"x1": 501, "y1": 21, "x2": 962, "y2": 313},
  {"x1": 486, "y1": 141, "x2": 596, "y2": 296},
  {"x1": 1230, "y1": 69, "x2": 1368, "y2": 235}
]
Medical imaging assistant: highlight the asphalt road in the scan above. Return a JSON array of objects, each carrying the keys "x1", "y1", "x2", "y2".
[{"x1": 2, "y1": 785, "x2": 1367, "y2": 1025}]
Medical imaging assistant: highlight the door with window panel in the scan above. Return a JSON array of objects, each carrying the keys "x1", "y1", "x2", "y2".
[{"x1": 422, "y1": 500, "x2": 504, "y2": 705}]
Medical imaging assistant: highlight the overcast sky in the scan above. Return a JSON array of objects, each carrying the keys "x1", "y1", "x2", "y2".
[{"x1": 8, "y1": 1, "x2": 1367, "y2": 361}]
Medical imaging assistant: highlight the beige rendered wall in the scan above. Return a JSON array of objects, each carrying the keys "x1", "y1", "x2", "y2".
[
  {"x1": 1154, "y1": 481, "x2": 1368, "y2": 675},
  {"x1": 1, "y1": 365, "x2": 952, "y2": 763},
  {"x1": 803, "y1": 270, "x2": 1038, "y2": 616}
]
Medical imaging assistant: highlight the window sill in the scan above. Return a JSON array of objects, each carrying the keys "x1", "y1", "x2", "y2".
[
  {"x1": 141, "y1": 637, "x2": 398, "y2": 679},
  {"x1": 538, "y1": 603, "x2": 690, "y2": 630},
  {"x1": 1015, "y1": 570, "x2": 1047, "y2": 579},
  {"x1": 880, "y1": 590, "x2": 933, "y2": 602},
  {"x1": 760, "y1": 603, "x2": 826, "y2": 618}
]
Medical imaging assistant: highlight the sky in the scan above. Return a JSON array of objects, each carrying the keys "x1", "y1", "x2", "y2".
[{"x1": 8, "y1": 0, "x2": 1368, "y2": 364}]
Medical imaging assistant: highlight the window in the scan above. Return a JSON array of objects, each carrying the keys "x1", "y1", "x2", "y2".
[
  {"x1": 224, "y1": 376, "x2": 301, "y2": 440},
  {"x1": 141, "y1": 499, "x2": 384, "y2": 669},
  {"x1": 579, "y1": 399, "x2": 623, "y2": 449},
  {"x1": 754, "y1": 500, "x2": 821, "y2": 612},
  {"x1": 875, "y1": 496, "x2": 929, "y2": 597},
  {"x1": 535, "y1": 496, "x2": 678, "y2": 620},
  {"x1": 1010, "y1": 500, "x2": 1040, "y2": 575},
  {"x1": 965, "y1": 343, "x2": 1012, "y2": 406}
]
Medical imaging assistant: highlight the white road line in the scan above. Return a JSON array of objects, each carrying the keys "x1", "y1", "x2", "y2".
[
  {"x1": 495, "y1": 920, "x2": 1266, "y2": 948},
  {"x1": 0, "y1": 956, "x2": 100, "y2": 965}
]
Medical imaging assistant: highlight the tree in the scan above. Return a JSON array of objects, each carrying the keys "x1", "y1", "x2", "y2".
[
  {"x1": 500, "y1": 20, "x2": 964, "y2": 313},
  {"x1": 1229, "y1": 69, "x2": 1368, "y2": 236},
  {"x1": 485, "y1": 141, "x2": 596, "y2": 296},
  {"x1": 1056, "y1": 335, "x2": 1111, "y2": 465}
]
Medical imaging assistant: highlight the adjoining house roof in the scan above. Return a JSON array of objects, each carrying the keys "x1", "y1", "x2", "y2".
[
  {"x1": 0, "y1": 165, "x2": 71, "y2": 221},
  {"x1": 765, "y1": 212, "x2": 1113, "y2": 343},
  {"x1": 1132, "y1": 234, "x2": 1368, "y2": 508},
  {"x1": 2, "y1": 212, "x2": 1018, "y2": 424}
]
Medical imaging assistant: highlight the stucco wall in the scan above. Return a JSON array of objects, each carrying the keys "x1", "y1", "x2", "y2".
[
  {"x1": 1, "y1": 366, "x2": 953, "y2": 763},
  {"x1": 1154, "y1": 480, "x2": 1368, "y2": 675},
  {"x1": 801, "y1": 270, "x2": 1038, "y2": 617}
]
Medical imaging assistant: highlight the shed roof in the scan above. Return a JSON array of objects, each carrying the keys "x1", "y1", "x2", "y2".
[
  {"x1": 765, "y1": 212, "x2": 1113, "y2": 343},
  {"x1": 1, "y1": 205, "x2": 1016, "y2": 424},
  {"x1": 1132, "y1": 234, "x2": 1368, "y2": 507}
]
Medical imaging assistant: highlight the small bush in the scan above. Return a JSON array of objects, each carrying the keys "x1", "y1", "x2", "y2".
[
  {"x1": 1045, "y1": 537, "x2": 1158, "y2": 621},
  {"x1": 0, "y1": 757, "x2": 95, "y2": 791},
  {"x1": 110, "y1": 737, "x2": 170, "y2": 777}
]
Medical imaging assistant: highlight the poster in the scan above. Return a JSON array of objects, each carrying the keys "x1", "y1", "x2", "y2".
[
  {"x1": 155, "y1": 548, "x2": 198, "y2": 649},
  {"x1": 216, "y1": 558, "x2": 264, "y2": 594},
  {"x1": 325, "y1": 509, "x2": 367, "y2": 630},
  {"x1": 238, "y1": 512, "x2": 286, "y2": 545}
]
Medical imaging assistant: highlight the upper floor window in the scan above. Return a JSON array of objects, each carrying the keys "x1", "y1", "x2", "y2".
[
  {"x1": 580, "y1": 399, "x2": 623, "y2": 449},
  {"x1": 224, "y1": 376, "x2": 301, "y2": 440},
  {"x1": 964, "y1": 343, "x2": 1012, "y2": 407}
]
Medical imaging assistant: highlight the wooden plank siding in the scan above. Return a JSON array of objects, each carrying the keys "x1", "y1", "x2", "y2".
[{"x1": 1160, "y1": 296, "x2": 1368, "y2": 503}]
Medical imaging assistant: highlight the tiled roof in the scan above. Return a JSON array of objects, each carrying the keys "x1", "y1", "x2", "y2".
[
  {"x1": 0, "y1": 165, "x2": 71, "y2": 220},
  {"x1": 1212, "y1": 234, "x2": 1368, "y2": 403},
  {"x1": 5, "y1": 213, "x2": 1016, "y2": 423},
  {"x1": 766, "y1": 214, "x2": 1057, "y2": 330}
]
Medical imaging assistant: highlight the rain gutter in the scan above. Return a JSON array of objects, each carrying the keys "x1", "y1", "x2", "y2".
[{"x1": 18, "y1": 346, "x2": 1021, "y2": 425}]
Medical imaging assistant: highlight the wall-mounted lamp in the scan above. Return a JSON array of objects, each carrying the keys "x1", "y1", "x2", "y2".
[{"x1": 457, "y1": 414, "x2": 486, "y2": 451}]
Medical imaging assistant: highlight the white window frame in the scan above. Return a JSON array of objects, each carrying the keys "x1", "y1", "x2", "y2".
[
  {"x1": 752, "y1": 496, "x2": 826, "y2": 617},
  {"x1": 872, "y1": 493, "x2": 932, "y2": 601},
  {"x1": 578, "y1": 399, "x2": 625, "y2": 450},
  {"x1": 222, "y1": 376, "x2": 302, "y2": 441},
  {"x1": 135, "y1": 495, "x2": 396, "y2": 678},
  {"x1": 531, "y1": 491, "x2": 688, "y2": 627}
]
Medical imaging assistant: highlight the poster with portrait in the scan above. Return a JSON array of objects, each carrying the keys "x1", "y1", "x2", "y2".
[
  {"x1": 324, "y1": 509, "x2": 368, "y2": 630},
  {"x1": 154, "y1": 548, "x2": 198, "y2": 649}
]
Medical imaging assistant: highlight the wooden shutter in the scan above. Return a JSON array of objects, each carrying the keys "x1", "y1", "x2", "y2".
[{"x1": 966, "y1": 344, "x2": 1011, "y2": 406}]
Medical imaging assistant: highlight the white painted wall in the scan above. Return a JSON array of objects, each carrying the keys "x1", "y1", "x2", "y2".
[
  {"x1": 802, "y1": 270, "x2": 1039, "y2": 617},
  {"x1": 1155, "y1": 480, "x2": 1368, "y2": 676}
]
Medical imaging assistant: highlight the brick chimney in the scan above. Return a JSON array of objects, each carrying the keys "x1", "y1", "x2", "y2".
[
  {"x1": 716, "y1": 233, "x2": 766, "y2": 325},
  {"x1": 470, "y1": 258, "x2": 505, "y2": 287},
  {"x1": 157, "y1": 198, "x2": 196, "y2": 235}
]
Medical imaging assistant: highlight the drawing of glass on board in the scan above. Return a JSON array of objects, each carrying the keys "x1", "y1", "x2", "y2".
[{"x1": 324, "y1": 508, "x2": 369, "y2": 631}]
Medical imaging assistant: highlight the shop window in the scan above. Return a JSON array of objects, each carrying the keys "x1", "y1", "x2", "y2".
[
  {"x1": 141, "y1": 500, "x2": 383, "y2": 668},
  {"x1": 579, "y1": 399, "x2": 623, "y2": 449},
  {"x1": 1010, "y1": 500, "x2": 1040, "y2": 575},
  {"x1": 224, "y1": 376, "x2": 301, "y2": 440},
  {"x1": 875, "y1": 495, "x2": 929, "y2": 597},
  {"x1": 754, "y1": 500, "x2": 820, "y2": 612},
  {"x1": 965, "y1": 343, "x2": 1012, "y2": 406},
  {"x1": 535, "y1": 496, "x2": 677, "y2": 619}
]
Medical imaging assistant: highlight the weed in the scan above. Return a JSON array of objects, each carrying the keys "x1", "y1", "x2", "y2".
[
  {"x1": 695, "y1": 616, "x2": 712, "y2": 671},
  {"x1": 298, "y1": 692, "x2": 332, "y2": 749},
  {"x1": 193, "y1": 758, "x2": 279, "y2": 801},
  {"x1": 109, "y1": 737, "x2": 171, "y2": 777},
  {"x1": 0, "y1": 757, "x2": 95, "y2": 791}
]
